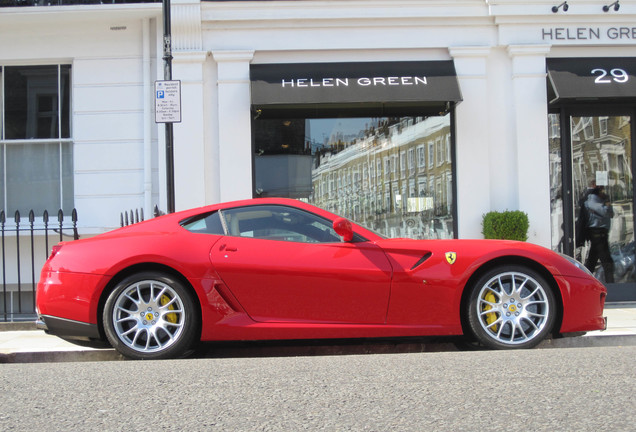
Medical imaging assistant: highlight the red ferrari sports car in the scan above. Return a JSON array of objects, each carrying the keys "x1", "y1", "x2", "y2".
[{"x1": 36, "y1": 198, "x2": 607, "y2": 360}]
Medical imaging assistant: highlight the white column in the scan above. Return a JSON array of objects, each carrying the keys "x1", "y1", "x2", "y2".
[
  {"x1": 450, "y1": 47, "x2": 491, "y2": 239},
  {"x1": 172, "y1": 51, "x2": 208, "y2": 211},
  {"x1": 212, "y1": 50, "x2": 255, "y2": 202},
  {"x1": 508, "y1": 45, "x2": 551, "y2": 247}
]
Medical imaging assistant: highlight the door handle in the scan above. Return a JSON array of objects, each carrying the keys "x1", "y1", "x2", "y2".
[{"x1": 219, "y1": 244, "x2": 238, "y2": 252}]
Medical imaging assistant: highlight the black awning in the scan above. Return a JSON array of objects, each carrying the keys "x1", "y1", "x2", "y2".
[
  {"x1": 547, "y1": 57, "x2": 636, "y2": 104},
  {"x1": 250, "y1": 61, "x2": 462, "y2": 117}
]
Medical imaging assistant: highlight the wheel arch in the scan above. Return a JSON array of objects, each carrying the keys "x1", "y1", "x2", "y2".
[
  {"x1": 459, "y1": 256, "x2": 564, "y2": 339},
  {"x1": 96, "y1": 263, "x2": 203, "y2": 342}
]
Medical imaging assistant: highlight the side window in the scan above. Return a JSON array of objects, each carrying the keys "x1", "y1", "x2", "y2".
[
  {"x1": 222, "y1": 205, "x2": 341, "y2": 243},
  {"x1": 181, "y1": 211, "x2": 225, "y2": 235}
]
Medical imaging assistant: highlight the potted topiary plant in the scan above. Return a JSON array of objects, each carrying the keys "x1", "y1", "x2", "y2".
[{"x1": 482, "y1": 210, "x2": 529, "y2": 241}]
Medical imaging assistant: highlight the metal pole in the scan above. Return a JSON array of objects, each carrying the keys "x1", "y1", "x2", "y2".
[{"x1": 162, "y1": 0, "x2": 175, "y2": 213}]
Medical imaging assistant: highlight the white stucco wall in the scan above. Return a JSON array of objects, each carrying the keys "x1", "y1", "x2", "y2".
[
  {"x1": 1, "y1": 5, "x2": 162, "y2": 233},
  {"x1": 2, "y1": 0, "x2": 636, "y2": 248}
]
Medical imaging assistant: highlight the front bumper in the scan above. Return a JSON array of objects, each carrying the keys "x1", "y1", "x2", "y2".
[{"x1": 559, "y1": 275, "x2": 607, "y2": 334}]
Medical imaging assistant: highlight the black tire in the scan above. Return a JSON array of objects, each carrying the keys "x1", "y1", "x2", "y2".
[
  {"x1": 103, "y1": 272, "x2": 199, "y2": 360},
  {"x1": 466, "y1": 265, "x2": 556, "y2": 349}
]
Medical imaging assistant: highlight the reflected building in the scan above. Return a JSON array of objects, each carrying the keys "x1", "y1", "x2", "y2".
[
  {"x1": 309, "y1": 115, "x2": 453, "y2": 239},
  {"x1": 549, "y1": 114, "x2": 634, "y2": 283}
]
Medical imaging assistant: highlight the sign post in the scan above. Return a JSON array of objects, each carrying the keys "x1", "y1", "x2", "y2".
[{"x1": 161, "y1": 0, "x2": 176, "y2": 213}]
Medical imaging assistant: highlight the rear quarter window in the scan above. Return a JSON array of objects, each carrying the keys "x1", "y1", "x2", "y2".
[{"x1": 181, "y1": 211, "x2": 225, "y2": 235}]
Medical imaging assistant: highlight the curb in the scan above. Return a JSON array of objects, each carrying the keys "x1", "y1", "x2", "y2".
[
  {"x1": 0, "y1": 322, "x2": 38, "y2": 332},
  {"x1": 0, "y1": 349, "x2": 122, "y2": 363},
  {"x1": 1, "y1": 333, "x2": 635, "y2": 363},
  {"x1": 540, "y1": 334, "x2": 636, "y2": 349}
]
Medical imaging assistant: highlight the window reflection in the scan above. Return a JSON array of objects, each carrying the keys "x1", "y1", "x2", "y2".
[
  {"x1": 571, "y1": 115, "x2": 634, "y2": 283},
  {"x1": 254, "y1": 115, "x2": 454, "y2": 239},
  {"x1": 548, "y1": 113, "x2": 564, "y2": 253},
  {"x1": 4, "y1": 65, "x2": 71, "y2": 140}
]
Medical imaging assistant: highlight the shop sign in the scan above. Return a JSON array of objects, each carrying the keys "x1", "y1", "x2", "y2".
[
  {"x1": 542, "y1": 26, "x2": 636, "y2": 41},
  {"x1": 547, "y1": 57, "x2": 636, "y2": 103},
  {"x1": 250, "y1": 61, "x2": 462, "y2": 106}
]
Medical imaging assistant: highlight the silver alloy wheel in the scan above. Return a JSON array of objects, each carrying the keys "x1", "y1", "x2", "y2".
[
  {"x1": 475, "y1": 271, "x2": 550, "y2": 345},
  {"x1": 112, "y1": 279, "x2": 186, "y2": 353}
]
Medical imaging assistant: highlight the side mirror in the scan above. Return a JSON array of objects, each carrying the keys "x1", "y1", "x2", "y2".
[{"x1": 333, "y1": 217, "x2": 354, "y2": 242}]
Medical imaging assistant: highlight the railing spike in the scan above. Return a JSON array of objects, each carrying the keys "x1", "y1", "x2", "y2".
[{"x1": 1, "y1": 207, "x2": 80, "y2": 321}]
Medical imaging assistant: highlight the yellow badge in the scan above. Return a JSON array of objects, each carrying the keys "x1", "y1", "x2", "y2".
[{"x1": 445, "y1": 252, "x2": 457, "y2": 265}]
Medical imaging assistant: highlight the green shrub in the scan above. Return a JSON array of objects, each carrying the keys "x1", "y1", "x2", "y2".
[{"x1": 482, "y1": 210, "x2": 529, "y2": 241}]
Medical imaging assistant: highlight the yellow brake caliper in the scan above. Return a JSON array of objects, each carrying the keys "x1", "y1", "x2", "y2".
[
  {"x1": 160, "y1": 295, "x2": 178, "y2": 324},
  {"x1": 483, "y1": 291, "x2": 498, "y2": 332}
]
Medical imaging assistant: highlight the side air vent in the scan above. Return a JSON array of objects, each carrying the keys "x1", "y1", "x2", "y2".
[{"x1": 410, "y1": 252, "x2": 432, "y2": 270}]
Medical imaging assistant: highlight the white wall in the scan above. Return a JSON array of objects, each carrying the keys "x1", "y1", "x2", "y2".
[
  {"x1": 3, "y1": 0, "x2": 636, "y2": 247},
  {"x1": 1, "y1": 6, "x2": 162, "y2": 233},
  {"x1": 195, "y1": 0, "x2": 635, "y2": 248}
]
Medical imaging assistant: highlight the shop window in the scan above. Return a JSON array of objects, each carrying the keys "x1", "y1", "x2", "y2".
[
  {"x1": 253, "y1": 115, "x2": 455, "y2": 240},
  {"x1": 0, "y1": 65, "x2": 73, "y2": 215}
]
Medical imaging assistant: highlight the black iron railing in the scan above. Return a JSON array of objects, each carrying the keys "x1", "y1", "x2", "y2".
[
  {"x1": 120, "y1": 205, "x2": 163, "y2": 227},
  {"x1": 0, "y1": 209, "x2": 78, "y2": 322}
]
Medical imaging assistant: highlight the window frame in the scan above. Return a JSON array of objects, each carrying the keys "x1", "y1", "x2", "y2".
[
  {"x1": 182, "y1": 204, "x2": 368, "y2": 244},
  {"x1": 0, "y1": 64, "x2": 73, "y2": 214}
]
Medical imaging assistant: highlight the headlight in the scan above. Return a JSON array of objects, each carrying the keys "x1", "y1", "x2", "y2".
[{"x1": 559, "y1": 253, "x2": 594, "y2": 277}]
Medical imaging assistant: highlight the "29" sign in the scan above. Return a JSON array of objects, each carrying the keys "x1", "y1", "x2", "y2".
[{"x1": 591, "y1": 68, "x2": 629, "y2": 83}]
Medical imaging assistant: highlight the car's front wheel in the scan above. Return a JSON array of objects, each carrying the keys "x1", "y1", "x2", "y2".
[
  {"x1": 467, "y1": 265, "x2": 556, "y2": 349},
  {"x1": 103, "y1": 272, "x2": 199, "y2": 360}
]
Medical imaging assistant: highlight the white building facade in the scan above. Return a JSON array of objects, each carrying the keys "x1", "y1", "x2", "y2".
[{"x1": 1, "y1": 0, "x2": 636, "y2": 316}]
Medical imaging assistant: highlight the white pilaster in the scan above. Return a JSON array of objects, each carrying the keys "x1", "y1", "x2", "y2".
[
  {"x1": 508, "y1": 45, "x2": 552, "y2": 247},
  {"x1": 212, "y1": 50, "x2": 255, "y2": 202},
  {"x1": 450, "y1": 46, "x2": 491, "y2": 239}
]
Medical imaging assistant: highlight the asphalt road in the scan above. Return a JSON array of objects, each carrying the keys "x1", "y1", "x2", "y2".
[{"x1": 2, "y1": 346, "x2": 635, "y2": 431}]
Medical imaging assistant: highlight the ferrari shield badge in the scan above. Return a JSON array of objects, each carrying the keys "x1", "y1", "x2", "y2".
[{"x1": 445, "y1": 252, "x2": 457, "y2": 265}]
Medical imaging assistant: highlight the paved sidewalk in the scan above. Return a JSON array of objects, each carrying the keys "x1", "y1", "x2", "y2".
[{"x1": 1, "y1": 303, "x2": 635, "y2": 363}]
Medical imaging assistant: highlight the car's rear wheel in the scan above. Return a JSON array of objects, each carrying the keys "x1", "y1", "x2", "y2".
[
  {"x1": 467, "y1": 265, "x2": 556, "y2": 349},
  {"x1": 103, "y1": 272, "x2": 199, "y2": 360}
]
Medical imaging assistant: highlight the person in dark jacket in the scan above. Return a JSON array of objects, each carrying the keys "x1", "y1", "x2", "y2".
[{"x1": 584, "y1": 185, "x2": 614, "y2": 283}]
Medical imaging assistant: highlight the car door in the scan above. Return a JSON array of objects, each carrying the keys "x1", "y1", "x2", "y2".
[{"x1": 209, "y1": 205, "x2": 393, "y2": 324}]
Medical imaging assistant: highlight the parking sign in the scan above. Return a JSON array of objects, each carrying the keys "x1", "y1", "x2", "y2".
[{"x1": 155, "y1": 80, "x2": 182, "y2": 123}]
